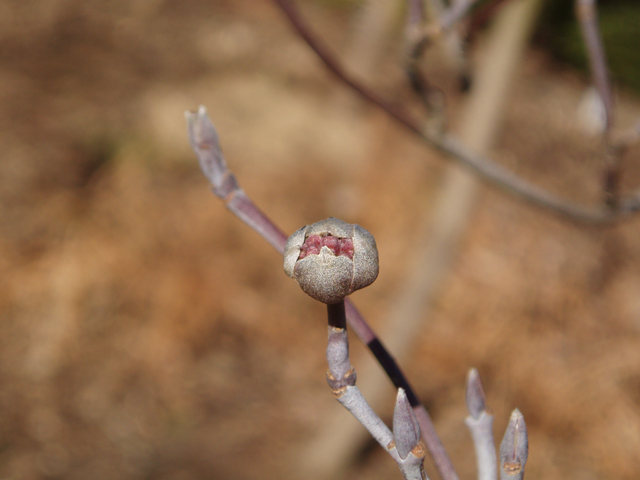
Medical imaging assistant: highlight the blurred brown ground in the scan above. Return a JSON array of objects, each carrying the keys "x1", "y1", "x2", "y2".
[{"x1": 1, "y1": 1, "x2": 640, "y2": 479}]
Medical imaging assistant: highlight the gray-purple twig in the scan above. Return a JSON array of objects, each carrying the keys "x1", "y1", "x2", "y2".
[
  {"x1": 326, "y1": 301, "x2": 427, "y2": 480},
  {"x1": 464, "y1": 369, "x2": 497, "y2": 480},
  {"x1": 574, "y1": 0, "x2": 623, "y2": 207},
  {"x1": 499, "y1": 409, "x2": 528, "y2": 480},
  {"x1": 575, "y1": 0, "x2": 613, "y2": 132},
  {"x1": 186, "y1": 107, "x2": 450, "y2": 480},
  {"x1": 272, "y1": 0, "x2": 640, "y2": 223}
]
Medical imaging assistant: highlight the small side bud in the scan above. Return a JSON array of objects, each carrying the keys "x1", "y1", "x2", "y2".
[
  {"x1": 283, "y1": 218, "x2": 379, "y2": 304},
  {"x1": 499, "y1": 409, "x2": 528, "y2": 480},
  {"x1": 466, "y1": 368, "x2": 486, "y2": 420},
  {"x1": 392, "y1": 388, "x2": 421, "y2": 460}
]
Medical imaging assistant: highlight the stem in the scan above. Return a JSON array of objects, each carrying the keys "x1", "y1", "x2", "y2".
[
  {"x1": 270, "y1": 0, "x2": 640, "y2": 223},
  {"x1": 466, "y1": 413, "x2": 497, "y2": 480},
  {"x1": 326, "y1": 310, "x2": 427, "y2": 480},
  {"x1": 344, "y1": 299, "x2": 457, "y2": 480},
  {"x1": 575, "y1": 0, "x2": 613, "y2": 132},
  {"x1": 327, "y1": 301, "x2": 347, "y2": 330},
  {"x1": 465, "y1": 369, "x2": 497, "y2": 480},
  {"x1": 575, "y1": 0, "x2": 623, "y2": 209},
  {"x1": 186, "y1": 108, "x2": 446, "y2": 474},
  {"x1": 333, "y1": 386, "x2": 394, "y2": 450}
]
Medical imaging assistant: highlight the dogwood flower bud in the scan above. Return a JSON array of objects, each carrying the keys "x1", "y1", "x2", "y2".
[{"x1": 283, "y1": 217, "x2": 379, "y2": 304}]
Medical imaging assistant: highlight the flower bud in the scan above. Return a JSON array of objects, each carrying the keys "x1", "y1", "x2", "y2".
[{"x1": 283, "y1": 218, "x2": 379, "y2": 304}]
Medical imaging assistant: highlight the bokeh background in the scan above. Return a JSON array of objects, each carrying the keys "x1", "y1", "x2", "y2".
[{"x1": 1, "y1": 0, "x2": 640, "y2": 479}]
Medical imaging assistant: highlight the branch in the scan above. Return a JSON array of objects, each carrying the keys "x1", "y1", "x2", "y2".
[
  {"x1": 271, "y1": 0, "x2": 640, "y2": 224},
  {"x1": 464, "y1": 369, "x2": 497, "y2": 480},
  {"x1": 185, "y1": 108, "x2": 289, "y2": 252},
  {"x1": 575, "y1": 0, "x2": 613, "y2": 132},
  {"x1": 326, "y1": 303, "x2": 427, "y2": 480},
  {"x1": 186, "y1": 106, "x2": 454, "y2": 480},
  {"x1": 574, "y1": 0, "x2": 624, "y2": 208}
]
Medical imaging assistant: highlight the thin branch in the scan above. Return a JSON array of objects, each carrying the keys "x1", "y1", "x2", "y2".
[
  {"x1": 186, "y1": 106, "x2": 452, "y2": 479},
  {"x1": 347, "y1": 297, "x2": 460, "y2": 480},
  {"x1": 575, "y1": 0, "x2": 622, "y2": 208},
  {"x1": 464, "y1": 369, "x2": 497, "y2": 480},
  {"x1": 335, "y1": 386, "x2": 394, "y2": 447},
  {"x1": 575, "y1": 0, "x2": 613, "y2": 132},
  {"x1": 404, "y1": 0, "x2": 470, "y2": 109},
  {"x1": 326, "y1": 306, "x2": 427, "y2": 480},
  {"x1": 328, "y1": 363, "x2": 391, "y2": 452},
  {"x1": 272, "y1": 0, "x2": 640, "y2": 224},
  {"x1": 349, "y1": 294, "x2": 459, "y2": 480},
  {"x1": 326, "y1": 324, "x2": 355, "y2": 392}
]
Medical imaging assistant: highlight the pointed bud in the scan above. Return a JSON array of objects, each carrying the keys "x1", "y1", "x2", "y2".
[
  {"x1": 499, "y1": 409, "x2": 528, "y2": 480},
  {"x1": 466, "y1": 368, "x2": 486, "y2": 420},
  {"x1": 185, "y1": 106, "x2": 239, "y2": 199},
  {"x1": 283, "y1": 218, "x2": 379, "y2": 304},
  {"x1": 392, "y1": 388, "x2": 421, "y2": 460}
]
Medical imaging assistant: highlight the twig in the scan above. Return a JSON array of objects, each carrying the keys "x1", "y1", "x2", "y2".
[
  {"x1": 325, "y1": 326, "x2": 393, "y2": 453},
  {"x1": 575, "y1": 0, "x2": 613, "y2": 132},
  {"x1": 464, "y1": 369, "x2": 497, "y2": 480},
  {"x1": 405, "y1": 0, "x2": 468, "y2": 112},
  {"x1": 326, "y1": 302, "x2": 427, "y2": 480},
  {"x1": 185, "y1": 109, "x2": 289, "y2": 252},
  {"x1": 186, "y1": 106, "x2": 451, "y2": 479},
  {"x1": 404, "y1": 1, "x2": 448, "y2": 121},
  {"x1": 575, "y1": 0, "x2": 622, "y2": 208},
  {"x1": 271, "y1": 0, "x2": 640, "y2": 223}
]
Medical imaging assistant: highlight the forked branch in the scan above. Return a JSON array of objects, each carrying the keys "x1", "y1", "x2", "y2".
[
  {"x1": 186, "y1": 107, "x2": 535, "y2": 480},
  {"x1": 186, "y1": 107, "x2": 458, "y2": 480},
  {"x1": 326, "y1": 302, "x2": 427, "y2": 480},
  {"x1": 272, "y1": 0, "x2": 640, "y2": 223}
]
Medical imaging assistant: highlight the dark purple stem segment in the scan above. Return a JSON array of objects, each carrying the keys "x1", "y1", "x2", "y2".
[
  {"x1": 345, "y1": 293, "x2": 461, "y2": 480},
  {"x1": 327, "y1": 301, "x2": 347, "y2": 330},
  {"x1": 575, "y1": 0, "x2": 622, "y2": 209}
]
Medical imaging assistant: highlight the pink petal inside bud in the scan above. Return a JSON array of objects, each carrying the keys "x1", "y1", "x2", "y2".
[{"x1": 298, "y1": 234, "x2": 354, "y2": 260}]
